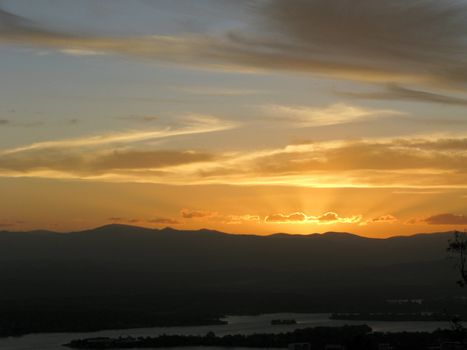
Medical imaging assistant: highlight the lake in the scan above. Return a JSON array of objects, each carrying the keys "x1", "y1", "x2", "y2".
[{"x1": 0, "y1": 313, "x2": 452, "y2": 350}]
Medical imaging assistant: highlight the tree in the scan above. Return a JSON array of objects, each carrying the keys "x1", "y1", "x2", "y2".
[
  {"x1": 447, "y1": 230, "x2": 467, "y2": 339},
  {"x1": 448, "y1": 230, "x2": 467, "y2": 287}
]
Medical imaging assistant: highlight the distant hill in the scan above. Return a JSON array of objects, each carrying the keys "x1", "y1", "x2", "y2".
[
  {"x1": 0, "y1": 225, "x2": 463, "y2": 335},
  {"x1": 0, "y1": 224, "x2": 459, "y2": 298}
]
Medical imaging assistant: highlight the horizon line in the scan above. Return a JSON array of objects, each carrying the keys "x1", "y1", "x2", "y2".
[{"x1": 0, "y1": 222, "x2": 462, "y2": 240}]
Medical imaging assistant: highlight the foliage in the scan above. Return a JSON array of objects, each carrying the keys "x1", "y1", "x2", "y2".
[{"x1": 448, "y1": 231, "x2": 467, "y2": 287}]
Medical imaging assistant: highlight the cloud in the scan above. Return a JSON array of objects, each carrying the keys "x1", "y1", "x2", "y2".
[
  {"x1": 0, "y1": 118, "x2": 43, "y2": 127},
  {"x1": 195, "y1": 137, "x2": 467, "y2": 188},
  {"x1": 223, "y1": 214, "x2": 261, "y2": 224},
  {"x1": 253, "y1": 0, "x2": 467, "y2": 87},
  {"x1": 118, "y1": 115, "x2": 159, "y2": 123},
  {"x1": 1, "y1": 115, "x2": 234, "y2": 155},
  {"x1": 109, "y1": 216, "x2": 180, "y2": 225},
  {"x1": 393, "y1": 190, "x2": 442, "y2": 195},
  {"x1": 0, "y1": 219, "x2": 27, "y2": 228},
  {"x1": 405, "y1": 217, "x2": 424, "y2": 225},
  {"x1": 424, "y1": 213, "x2": 467, "y2": 225},
  {"x1": 0, "y1": 148, "x2": 215, "y2": 175},
  {"x1": 0, "y1": 114, "x2": 230, "y2": 178},
  {"x1": 340, "y1": 84, "x2": 467, "y2": 106},
  {"x1": 265, "y1": 212, "x2": 307, "y2": 223},
  {"x1": 2, "y1": 1, "x2": 467, "y2": 90},
  {"x1": 1, "y1": 135, "x2": 467, "y2": 188},
  {"x1": 265, "y1": 211, "x2": 361, "y2": 224},
  {"x1": 91, "y1": 150, "x2": 215, "y2": 171},
  {"x1": 263, "y1": 103, "x2": 403, "y2": 127},
  {"x1": 177, "y1": 86, "x2": 264, "y2": 96},
  {"x1": 308, "y1": 212, "x2": 362, "y2": 225},
  {"x1": 214, "y1": 137, "x2": 467, "y2": 183},
  {"x1": 370, "y1": 215, "x2": 398, "y2": 223},
  {"x1": 180, "y1": 209, "x2": 218, "y2": 219},
  {"x1": 360, "y1": 214, "x2": 398, "y2": 226},
  {"x1": 108, "y1": 217, "x2": 140, "y2": 224},
  {"x1": 316, "y1": 212, "x2": 340, "y2": 222},
  {"x1": 59, "y1": 48, "x2": 104, "y2": 56},
  {"x1": 180, "y1": 209, "x2": 261, "y2": 224},
  {"x1": 148, "y1": 217, "x2": 180, "y2": 225}
]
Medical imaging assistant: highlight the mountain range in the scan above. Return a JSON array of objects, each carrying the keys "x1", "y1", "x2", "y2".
[
  {"x1": 0, "y1": 224, "x2": 459, "y2": 298},
  {"x1": 0, "y1": 224, "x2": 463, "y2": 335}
]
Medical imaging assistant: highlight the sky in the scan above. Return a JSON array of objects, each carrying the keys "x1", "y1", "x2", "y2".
[{"x1": 0, "y1": 0, "x2": 466, "y2": 236}]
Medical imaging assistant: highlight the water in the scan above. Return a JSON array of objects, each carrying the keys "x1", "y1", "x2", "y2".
[{"x1": 0, "y1": 313, "x2": 452, "y2": 350}]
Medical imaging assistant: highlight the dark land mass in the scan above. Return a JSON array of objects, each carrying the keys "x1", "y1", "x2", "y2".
[
  {"x1": 65, "y1": 325, "x2": 467, "y2": 350},
  {"x1": 330, "y1": 312, "x2": 454, "y2": 321},
  {"x1": 0, "y1": 225, "x2": 464, "y2": 336}
]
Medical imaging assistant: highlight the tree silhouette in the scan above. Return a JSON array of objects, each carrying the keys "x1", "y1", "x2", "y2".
[
  {"x1": 448, "y1": 230, "x2": 467, "y2": 287},
  {"x1": 447, "y1": 230, "x2": 467, "y2": 339}
]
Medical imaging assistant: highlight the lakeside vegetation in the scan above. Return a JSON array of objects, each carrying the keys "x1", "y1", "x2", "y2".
[
  {"x1": 64, "y1": 325, "x2": 466, "y2": 350},
  {"x1": 0, "y1": 296, "x2": 226, "y2": 337},
  {"x1": 330, "y1": 312, "x2": 455, "y2": 322},
  {"x1": 1, "y1": 293, "x2": 465, "y2": 338}
]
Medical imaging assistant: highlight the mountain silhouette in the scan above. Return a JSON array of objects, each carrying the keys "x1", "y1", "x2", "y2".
[
  {"x1": 0, "y1": 225, "x2": 462, "y2": 336},
  {"x1": 0, "y1": 225, "x2": 458, "y2": 299}
]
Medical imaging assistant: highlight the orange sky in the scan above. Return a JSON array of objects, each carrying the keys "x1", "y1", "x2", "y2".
[
  {"x1": 1, "y1": 178, "x2": 465, "y2": 237},
  {"x1": 0, "y1": 1, "x2": 466, "y2": 236}
]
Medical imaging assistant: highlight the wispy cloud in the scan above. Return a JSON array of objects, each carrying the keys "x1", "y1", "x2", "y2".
[
  {"x1": 263, "y1": 103, "x2": 403, "y2": 127},
  {"x1": 2, "y1": 1, "x2": 467, "y2": 90},
  {"x1": 0, "y1": 148, "x2": 216, "y2": 175},
  {"x1": 176, "y1": 86, "x2": 264, "y2": 96},
  {"x1": 148, "y1": 217, "x2": 180, "y2": 225},
  {"x1": 265, "y1": 211, "x2": 361, "y2": 224},
  {"x1": 1, "y1": 135, "x2": 467, "y2": 188},
  {"x1": 223, "y1": 214, "x2": 261, "y2": 225},
  {"x1": 423, "y1": 213, "x2": 467, "y2": 225},
  {"x1": 118, "y1": 115, "x2": 160, "y2": 123},
  {"x1": 340, "y1": 84, "x2": 467, "y2": 106},
  {"x1": 265, "y1": 212, "x2": 307, "y2": 223},
  {"x1": 0, "y1": 118, "x2": 44, "y2": 127},
  {"x1": 180, "y1": 209, "x2": 262, "y2": 225},
  {"x1": 0, "y1": 220, "x2": 26, "y2": 228},
  {"x1": 59, "y1": 48, "x2": 104, "y2": 56},
  {"x1": 180, "y1": 209, "x2": 218, "y2": 219},
  {"x1": 359, "y1": 215, "x2": 398, "y2": 226},
  {"x1": 154, "y1": 136, "x2": 466, "y2": 188},
  {"x1": 1, "y1": 115, "x2": 235, "y2": 155},
  {"x1": 108, "y1": 216, "x2": 180, "y2": 226}
]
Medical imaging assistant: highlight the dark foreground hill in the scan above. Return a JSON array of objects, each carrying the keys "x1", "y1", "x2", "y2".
[
  {"x1": 0, "y1": 225, "x2": 459, "y2": 297},
  {"x1": 0, "y1": 225, "x2": 463, "y2": 335}
]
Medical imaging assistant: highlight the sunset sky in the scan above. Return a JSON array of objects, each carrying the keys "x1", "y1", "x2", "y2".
[{"x1": 0, "y1": 0, "x2": 466, "y2": 236}]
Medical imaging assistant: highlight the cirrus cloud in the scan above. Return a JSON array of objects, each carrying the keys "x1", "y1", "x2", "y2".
[
  {"x1": 2, "y1": 1, "x2": 467, "y2": 92},
  {"x1": 1, "y1": 115, "x2": 234, "y2": 155},
  {"x1": 263, "y1": 103, "x2": 404, "y2": 127},
  {"x1": 1, "y1": 136, "x2": 467, "y2": 188}
]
